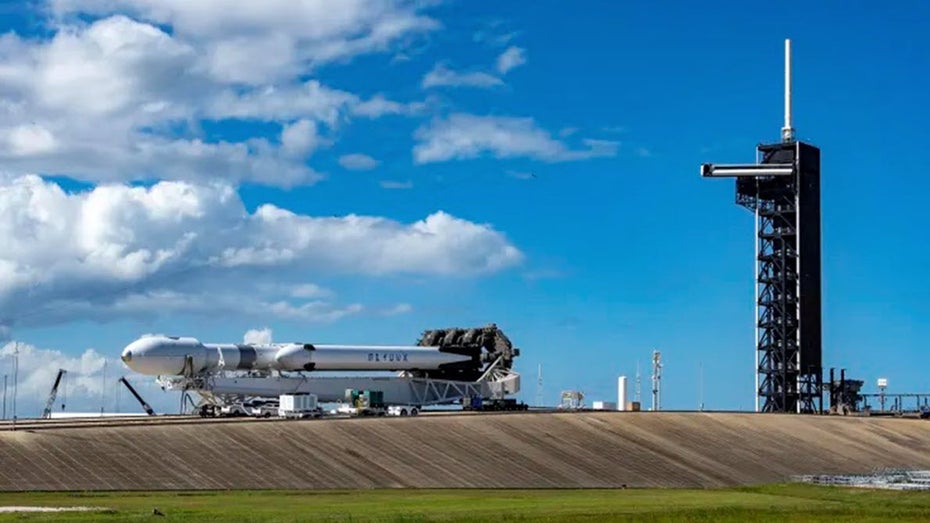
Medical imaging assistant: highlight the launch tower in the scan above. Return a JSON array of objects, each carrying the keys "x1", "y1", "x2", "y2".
[{"x1": 700, "y1": 40, "x2": 823, "y2": 413}]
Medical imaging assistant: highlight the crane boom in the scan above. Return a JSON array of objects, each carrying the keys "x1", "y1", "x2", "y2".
[
  {"x1": 118, "y1": 376, "x2": 156, "y2": 416},
  {"x1": 41, "y1": 369, "x2": 66, "y2": 419}
]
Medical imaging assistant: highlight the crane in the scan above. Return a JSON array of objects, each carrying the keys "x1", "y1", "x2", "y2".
[
  {"x1": 41, "y1": 369, "x2": 66, "y2": 419},
  {"x1": 118, "y1": 376, "x2": 156, "y2": 416}
]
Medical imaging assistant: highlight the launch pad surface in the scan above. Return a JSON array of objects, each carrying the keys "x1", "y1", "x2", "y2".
[{"x1": 3, "y1": 412, "x2": 930, "y2": 491}]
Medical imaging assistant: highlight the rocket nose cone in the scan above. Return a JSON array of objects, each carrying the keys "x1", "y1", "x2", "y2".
[
  {"x1": 120, "y1": 337, "x2": 152, "y2": 372},
  {"x1": 120, "y1": 335, "x2": 171, "y2": 374}
]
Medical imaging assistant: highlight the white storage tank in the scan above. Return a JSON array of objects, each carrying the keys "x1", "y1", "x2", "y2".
[{"x1": 617, "y1": 375, "x2": 628, "y2": 411}]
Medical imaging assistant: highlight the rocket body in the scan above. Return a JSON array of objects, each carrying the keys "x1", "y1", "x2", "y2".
[{"x1": 120, "y1": 335, "x2": 472, "y2": 376}]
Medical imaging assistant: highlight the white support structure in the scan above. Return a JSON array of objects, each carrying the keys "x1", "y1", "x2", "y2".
[
  {"x1": 617, "y1": 375, "x2": 628, "y2": 411},
  {"x1": 158, "y1": 356, "x2": 520, "y2": 409}
]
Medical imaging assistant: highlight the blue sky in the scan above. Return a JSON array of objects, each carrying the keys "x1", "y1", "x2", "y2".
[{"x1": 0, "y1": 1, "x2": 928, "y2": 415}]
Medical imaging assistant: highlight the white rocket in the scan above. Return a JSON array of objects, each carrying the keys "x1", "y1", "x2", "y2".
[{"x1": 120, "y1": 334, "x2": 473, "y2": 376}]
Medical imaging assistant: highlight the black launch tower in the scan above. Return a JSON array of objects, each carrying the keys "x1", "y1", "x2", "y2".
[{"x1": 701, "y1": 40, "x2": 822, "y2": 413}]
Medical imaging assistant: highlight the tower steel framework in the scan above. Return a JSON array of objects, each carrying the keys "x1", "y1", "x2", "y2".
[{"x1": 700, "y1": 40, "x2": 823, "y2": 413}]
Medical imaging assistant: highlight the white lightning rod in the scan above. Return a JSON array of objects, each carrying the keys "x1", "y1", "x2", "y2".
[{"x1": 781, "y1": 38, "x2": 795, "y2": 142}]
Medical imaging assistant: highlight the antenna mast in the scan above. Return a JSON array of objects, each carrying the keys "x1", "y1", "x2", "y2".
[
  {"x1": 635, "y1": 361, "x2": 641, "y2": 403},
  {"x1": 781, "y1": 38, "x2": 794, "y2": 142},
  {"x1": 651, "y1": 350, "x2": 662, "y2": 411}
]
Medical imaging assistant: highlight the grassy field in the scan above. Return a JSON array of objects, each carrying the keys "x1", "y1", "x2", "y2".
[{"x1": 0, "y1": 484, "x2": 929, "y2": 522}]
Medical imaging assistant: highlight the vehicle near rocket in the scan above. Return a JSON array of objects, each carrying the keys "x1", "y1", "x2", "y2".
[{"x1": 120, "y1": 334, "x2": 474, "y2": 376}]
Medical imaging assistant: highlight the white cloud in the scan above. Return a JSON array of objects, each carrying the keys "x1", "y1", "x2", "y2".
[
  {"x1": 339, "y1": 153, "x2": 380, "y2": 171},
  {"x1": 243, "y1": 327, "x2": 273, "y2": 345},
  {"x1": 32, "y1": 15, "x2": 198, "y2": 117},
  {"x1": 413, "y1": 114, "x2": 619, "y2": 164},
  {"x1": 207, "y1": 81, "x2": 357, "y2": 124},
  {"x1": 353, "y1": 94, "x2": 428, "y2": 118},
  {"x1": 380, "y1": 180, "x2": 413, "y2": 190},
  {"x1": 496, "y1": 46, "x2": 526, "y2": 74},
  {"x1": 280, "y1": 119, "x2": 321, "y2": 156},
  {"x1": 290, "y1": 283, "x2": 332, "y2": 299},
  {"x1": 0, "y1": 17, "x2": 325, "y2": 187},
  {"x1": 0, "y1": 6, "x2": 435, "y2": 188},
  {"x1": 204, "y1": 34, "x2": 298, "y2": 85},
  {"x1": 51, "y1": 0, "x2": 440, "y2": 74},
  {"x1": 6, "y1": 124, "x2": 58, "y2": 156},
  {"x1": 422, "y1": 64, "x2": 503, "y2": 89},
  {"x1": 0, "y1": 175, "x2": 522, "y2": 329}
]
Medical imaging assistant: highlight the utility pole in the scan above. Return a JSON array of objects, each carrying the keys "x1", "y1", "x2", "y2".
[
  {"x1": 2, "y1": 373, "x2": 6, "y2": 420},
  {"x1": 100, "y1": 360, "x2": 108, "y2": 414},
  {"x1": 12, "y1": 343, "x2": 19, "y2": 428},
  {"x1": 635, "y1": 361, "x2": 641, "y2": 403},
  {"x1": 651, "y1": 350, "x2": 662, "y2": 412}
]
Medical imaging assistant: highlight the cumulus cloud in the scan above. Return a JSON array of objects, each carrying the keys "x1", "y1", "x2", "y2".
[
  {"x1": 413, "y1": 114, "x2": 619, "y2": 164},
  {"x1": 206, "y1": 80, "x2": 357, "y2": 123},
  {"x1": 496, "y1": 46, "x2": 526, "y2": 74},
  {"x1": 0, "y1": 175, "x2": 522, "y2": 329},
  {"x1": 0, "y1": 5, "x2": 435, "y2": 187},
  {"x1": 338, "y1": 153, "x2": 380, "y2": 171},
  {"x1": 0, "y1": 340, "x2": 176, "y2": 417},
  {"x1": 243, "y1": 328, "x2": 273, "y2": 345},
  {"x1": 280, "y1": 119, "x2": 321, "y2": 156},
  {"x1": 290, "y1": 283, "x2": 332, "y2": 299},
  {"x1": 422, "y1": 63, "x2": 503, "y2": 89},
  {"x1": 353, "y1": 94, "x2": 428, "y2": 118},
  {"x1": 51, "y1": 0, "x2": 440, "y2": 75},
  {"x1": 0, "y1": 17, "x2": 316, "y2": 186}
]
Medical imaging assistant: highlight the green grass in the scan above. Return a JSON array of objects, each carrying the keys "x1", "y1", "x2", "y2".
[{"x1": 0, "y1": 485, "x2": 929, "y2": 522}]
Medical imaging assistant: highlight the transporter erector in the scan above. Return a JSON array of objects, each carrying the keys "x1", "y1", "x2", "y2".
[{"x1": 120, "y1": 324, "x2": 522, "y2": 413}]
